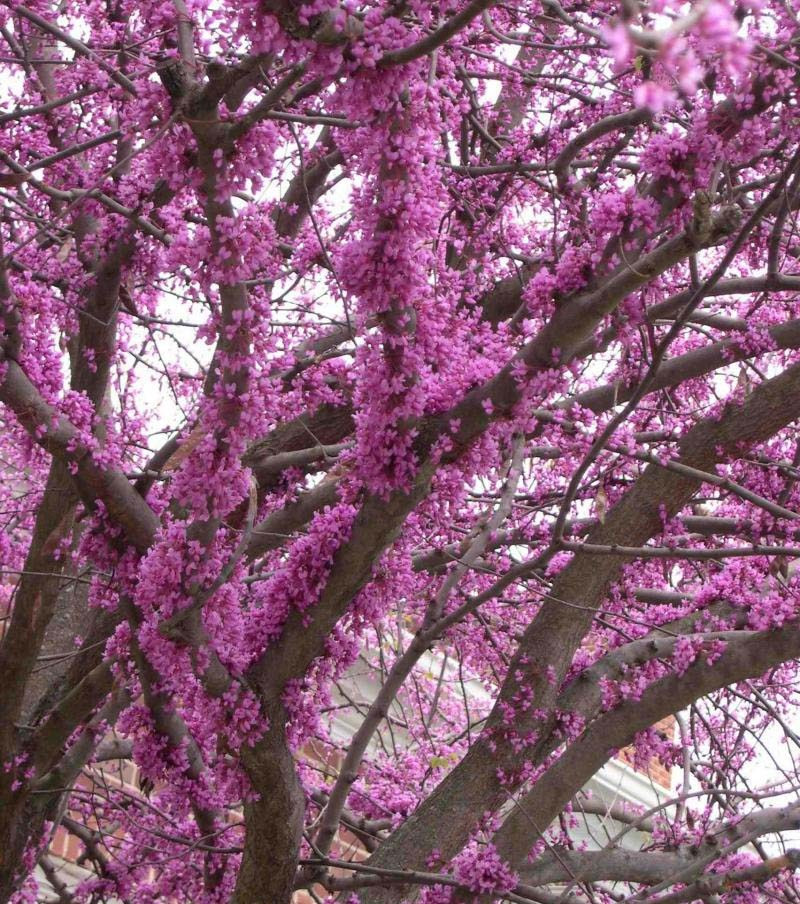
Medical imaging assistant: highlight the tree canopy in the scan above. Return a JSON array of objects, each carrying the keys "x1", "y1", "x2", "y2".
[{"x1": 1, "y1": 1, "x2": 800, "y2": 903}]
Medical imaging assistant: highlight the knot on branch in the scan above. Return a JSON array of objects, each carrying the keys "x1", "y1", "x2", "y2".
[
  {"x1": 157, "y1": 55, "x2": 193, "y2": 104},
  {"x1": 689, "y1": 190, "x2": 713, "y2": 243},
  {"x1": 688, "y1": 193, "x2": 741, "y2": 247},
  {"x1": 262, "y1": 2, "x2": 363, "y2": 44}
]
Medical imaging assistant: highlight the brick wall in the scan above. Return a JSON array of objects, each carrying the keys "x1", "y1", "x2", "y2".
[{"x1": 618, "y1": 715, "x2": 676, "y2": 789}]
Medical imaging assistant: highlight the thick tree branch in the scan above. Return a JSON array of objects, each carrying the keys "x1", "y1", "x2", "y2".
[{"x1": 359, "y1": 358, "x2": 800, "y2": 903}]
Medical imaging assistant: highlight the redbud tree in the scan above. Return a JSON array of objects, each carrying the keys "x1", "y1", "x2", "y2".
[{"x1": 1, "y1": 1, "x2": 800, "y2": 903}]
